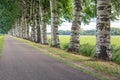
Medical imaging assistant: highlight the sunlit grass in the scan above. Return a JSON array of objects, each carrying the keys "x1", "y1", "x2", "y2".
[
  {"x1": 48, "y1": 35, "x2": 120, "y2": 64},
  {"x1": 0, "y1": 35, "x2": 4, "y2": 54},
  {"x1": 48, "y1": 35, "x2": 120, "y2": 46}
]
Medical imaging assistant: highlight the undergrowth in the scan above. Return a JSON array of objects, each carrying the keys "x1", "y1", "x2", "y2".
[{"x1": 48, "y1": 36, "x2": 120, "y2": 64}]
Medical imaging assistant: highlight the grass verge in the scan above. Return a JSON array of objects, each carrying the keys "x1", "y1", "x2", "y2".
[
  {"x1": 0, "y1": 35, "x2": 4, "y2": 54},
  {"x1": 48, "y1": 36, "x2": 120, "y2": 64},
  {"x1": 14, "y1": 37, "x2": 120, "y2": 80}
]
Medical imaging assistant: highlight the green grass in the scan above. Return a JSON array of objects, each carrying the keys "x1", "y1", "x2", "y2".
[
  {"x1": 0, "y1": 35, "x2": 4, "y2": 54},
  {"x1": 48, "y1": 35, "x2": 120, "y2": 64},
  {"x1": 15, "y1": 36, "x2": 120, "y2": 80}
]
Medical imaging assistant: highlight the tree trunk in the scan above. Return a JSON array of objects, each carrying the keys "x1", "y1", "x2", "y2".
[
  {"x1": 33, "y1": 0, "x2": 37, "y2": 42},
  {"x1": 24, "y1": 3, "x2": 29, "y2": 40},
  {"x1": 21, "y1": 16, "x2": 25, "y2": 39},
  {"x1": 24, "y1": 17, "x2": 27, "y2": 39},
  {"x1": 26, "y1": 0, "x2": 32, "y2": 40},
  {"x1": 36, "y1": 0, "x2": 41, "y2": 43},
  {"x1": 50, "y1": 0, "x2": 60, "y2": 48},
  {"x1": 68, "y1": 0, "x2": 82, "y2": 54},
  {"x1": 26, "y1": 18, "x2": 29, "y2": 40},
  {"x1": 40, "y1": 0, "x2": 48, "y2": 44},
  {"x1": 30, "y1": 0, "x2": 36, "y2": 42},
  {"x1": 18, "y1": 18, "x2": 22, "y2": 38},
  {"x1": 17, "y1": 19, "x2": 20, "y2": 37},
  {"x1": 95, "y1": 0, "x2": 112, "y2": 60}
]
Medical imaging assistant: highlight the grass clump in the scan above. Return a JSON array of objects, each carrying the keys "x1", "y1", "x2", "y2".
[
  {"x1": 0, "y1": 35, "x2": 4, "y2": 53},
  {"x1": 111, "y1": 45, "x2": 120, "y2": 64}
]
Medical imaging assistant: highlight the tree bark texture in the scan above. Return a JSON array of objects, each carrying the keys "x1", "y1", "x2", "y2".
[
  {"x1": 50, "y1": 0, "x2": 60, "y2": 48},
  {"x1": 68, "y1": 0, "x2": 82, "y2": 54},
  {"x1": 40, "y1": 0, "x2": 48, "y2": 44},
  {"x1": 96, "y1": 0, "x2": 112, "y2": 60}
]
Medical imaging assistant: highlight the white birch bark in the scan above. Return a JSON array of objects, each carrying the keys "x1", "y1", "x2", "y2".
[
  {"x1": 36, "y1": 0, "x2": 41, "y2": 43},
  {"x1": 40, "y1": 0, "x2": 48, "y2": 44},
  {"x1": 68, "y1": 0, "x2": 82, "y2": 54},
  {"x1": 96, "y1": 0, "x2": 112, "y2": 60},
  {"x1": 50, "y1": 0, "x2": 60, "y2": 48}
]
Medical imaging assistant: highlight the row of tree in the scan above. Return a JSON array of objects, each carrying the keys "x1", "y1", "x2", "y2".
[
  {"x1": 0, "y1": 0, "x2": 120, "y2": 61},
  {"x1": 57, "y1": 27, "x2": 120, "y2": 35}
]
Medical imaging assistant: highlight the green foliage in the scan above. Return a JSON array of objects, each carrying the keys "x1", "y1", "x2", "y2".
[
  {"x1": 111, "y1": 0, "x2": 120, "y2": 20},
  {"x1": 111, "y1": 27, "x2": 120, "y2": 35},
  {"x1": 111, "y1": 45, "x2": 120, "y2": 64},
  {"x1": 80, "y1": 27, "x2": 120, "y2": 35},
  {"x1": 81, "y1": 29, "x2": 96, "y2": 35},
  {"x1": 82, "y1": 0, "x2": 96, "y2": 24},
  {"x1": 58, "y1": 30, "x2": 71, "y2": 35},
  {"x1": 0, "y1": 0, "x2": 120, "y2": 32},
  {"x1": 0, "y1": 0, "x2": 20, "y2": 33},
  {"x1": 61, "y1": 43, "x2": 69, "y2": 50},
  {"x1": 81, "y1": 27, "x2": 120, "y2": 35},
  {"x1": 80, "y1": 44, "x2": 95, "y2": 57},
  {"x1": 57, "y1": 28, "x2": 120, "y2": 36},
  {"x1": 82, "y1": 0, "x2": 120, "y2": 24},
  {"x1": 57, "y1": 0, "x2": 73, "y2": 22}
]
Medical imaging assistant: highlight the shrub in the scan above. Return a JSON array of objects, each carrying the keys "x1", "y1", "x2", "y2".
[
  {"x1": 61, "y1": 43, "x2": 69, "y2": 50},
  {"x1": 61, "y1": 42, "x2": 96, "y2": 57},
  {"x1": 112, "y1": 45, "x2": 120, "y2": 64}
]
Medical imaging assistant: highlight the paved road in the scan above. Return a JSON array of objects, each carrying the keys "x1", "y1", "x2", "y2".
[{"x1": 0, "y1": 36, "x2": 98, "y2": 80}]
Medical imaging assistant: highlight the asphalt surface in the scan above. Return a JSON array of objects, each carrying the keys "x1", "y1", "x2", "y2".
[{"x1": 0, "y1": 36, "x2": 99, "y2": 80}]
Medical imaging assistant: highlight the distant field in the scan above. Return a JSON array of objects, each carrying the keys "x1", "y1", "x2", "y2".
[
  {"x1": 0, "y1": 35, "x2": 4, "y2": 53},
  {"x1": 48, "y1": 35, "x2": 120, "y2": 47},
  {"x1": 48, "y1": 35, "x2": 120, "y2": 64}
]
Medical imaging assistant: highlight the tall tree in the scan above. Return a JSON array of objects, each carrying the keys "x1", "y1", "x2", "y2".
[
  {"x1": 30, "y1": 0, "x2": 36, "y2": 42},
  {"x1": 50, "y1": 0, "x2": 60, "y2": 48},
  {"x1": 40, "y1": 0, "x2": 48, "y2": 44},
  {"x1": 25, "y1": 0, "x2": 30, "y2": 40},
  {"x1": 95, "y1": 0, "x2": 112, "y2": 60},
  {"x1": 68, "y1": 0, "x2": 82, "y2": 54},
  {"x1": 36, "y1": 0, "x2": 41, "y2": 43}
]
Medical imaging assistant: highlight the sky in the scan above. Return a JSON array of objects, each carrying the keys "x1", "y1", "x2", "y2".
[{"x1": 47, "y1": 19, "x2": 120, "y2": 32}]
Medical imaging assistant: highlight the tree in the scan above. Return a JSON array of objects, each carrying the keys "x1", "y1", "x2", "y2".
[
  {"x1": 80, "y1": 29, "x2": 96, "y2": 35},
  {"x1": 24, "y1": 0, "x2": 30, "y2": 40},
  {"x1": 95, "y1": 0, "x2": 112, "y2": 60},
  {"x1": 40, "y1": 0, "x2": 49, "y2": 44},
  {"x1": 58, "y1": 30, "x2": 71, "y2": 35},
  {"x1": 68, "y1": 0, "x2": 82, "y2": 54},
  {"x1": 111, "y1": 27, "x2": 120, "y2": 35},
  {"x1": 50, "y1": 0, "x2": 60, "y2": 48},
  {"x1": 30, "y1": 0, "x2": 36, "y2": 42},
  {"x1": 36, "y1": 0, "x2": 41, "y2": 43}
]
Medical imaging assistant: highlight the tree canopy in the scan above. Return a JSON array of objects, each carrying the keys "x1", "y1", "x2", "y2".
[
  {"x1": 0, "y1": 0, "x2": 120, "y2": 33},
  {"x1": 0, "y1": 0, "x2": 19, "y2": 33}
]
